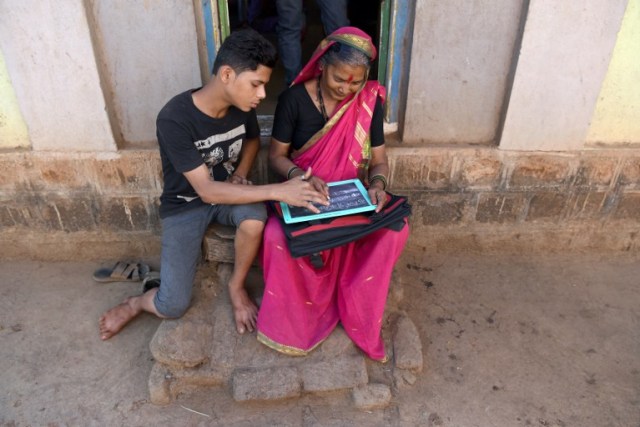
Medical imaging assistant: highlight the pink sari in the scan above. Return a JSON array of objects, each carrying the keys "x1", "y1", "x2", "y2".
[{"x1": 257, "y1": 27, "x2": 409, "y2": 361}]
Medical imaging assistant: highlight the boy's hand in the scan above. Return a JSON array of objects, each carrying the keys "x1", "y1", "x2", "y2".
[
  {"x1": 304, "y1": 175, "x2": 330, "y2": 200},
  {"x1": 279, "y1": 168, "x2": 330, "y2": 213},
  {"x1": 228, "y1": 174, "x2": 252, "y2": 185}
]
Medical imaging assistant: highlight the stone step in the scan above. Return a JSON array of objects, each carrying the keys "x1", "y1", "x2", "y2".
[
  {"x1": 202, "y1": 223, "x2": 235, "y2": 263},
  {"x1": 148, "y1": 259, "x2": 424, "y2": 407}
]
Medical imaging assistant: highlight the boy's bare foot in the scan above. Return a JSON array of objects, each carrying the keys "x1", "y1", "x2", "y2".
[
  {"x1": 229, "y1": 287, "x2": 257, "y2": 334},
  {"x1": 99, "y1": 297, "x2": 142, "y2": 340}
]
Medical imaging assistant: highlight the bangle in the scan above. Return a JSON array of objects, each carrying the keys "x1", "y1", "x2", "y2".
[
  {"x1": 287, "y1": 166, "x2": 301, "y2": 180},
  {"x1": 369, "y1": 174, "x2": 388, "y2": 190}
]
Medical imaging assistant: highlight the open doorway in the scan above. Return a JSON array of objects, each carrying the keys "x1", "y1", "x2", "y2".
[{"x1": 224, "y1": 0, "x2": 387, "y2": 116}]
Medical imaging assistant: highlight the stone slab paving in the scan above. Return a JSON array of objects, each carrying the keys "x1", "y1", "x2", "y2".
[
  {"x1": 352, "y1": 383, "x2": 393, "y2": 410},
  {"x1": 148, "y1": 260, "x2": 424, "y2": 407}
]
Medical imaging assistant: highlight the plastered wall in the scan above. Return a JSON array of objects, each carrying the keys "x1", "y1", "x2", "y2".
[
  {"x1": 87, "y1": 0, "x2": 202, "y2": 146},
  {"x1": 403, "y1": 0, "x2": 525, "y2": 144},
  {"x1": 500, "y1": 0, "x2": 628, "y2": 151},
  {"x1": 403, "y1": 0, "x2": 637, "y2": 150},
  {"x1": 0, "y1": 0, "x2": 116, "y2": 151}
]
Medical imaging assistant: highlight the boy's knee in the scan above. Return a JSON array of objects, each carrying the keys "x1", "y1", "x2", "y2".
[
  {"x1": 239, "y1": 218, "x2": 265, "y2": 231},
  {"x1": 154, "y1": 296, "x2": 191, "y2": 319}
]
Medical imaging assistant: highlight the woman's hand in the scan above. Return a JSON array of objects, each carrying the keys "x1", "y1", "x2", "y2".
[{"x1": 368, "y1": 186, "x2": 388, "y2": 213}]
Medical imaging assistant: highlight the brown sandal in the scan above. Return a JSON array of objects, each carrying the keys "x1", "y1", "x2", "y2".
[{"x1": 92, "y1": 261, "x2": 150, "y2": 283}]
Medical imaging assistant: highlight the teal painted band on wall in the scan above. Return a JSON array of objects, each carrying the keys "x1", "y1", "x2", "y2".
[
  {"x1": 217, "y1": 0, "x2": 230, "y2": 40},
  {"x1": 378, "y1": 0, "x2": 391, "y2": 86},
  {"x1": 203, "y1": 0, "x2": 217, "y2": 73},
  {"x1": 387, "y1": 0, "x2": 414, "y2": 123}
]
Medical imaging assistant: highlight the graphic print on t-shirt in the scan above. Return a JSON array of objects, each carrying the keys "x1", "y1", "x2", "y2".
[
  {"x1": 193, "y1": 124, "x2": 245, "y2": 181},
  {"x1": 223, "y1": 140, "x2": 242, "y2": 175}
]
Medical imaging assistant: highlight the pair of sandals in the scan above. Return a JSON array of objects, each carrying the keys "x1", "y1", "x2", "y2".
[{"x1": 92, "y1": 261, "x2": 160, "y2": 293}]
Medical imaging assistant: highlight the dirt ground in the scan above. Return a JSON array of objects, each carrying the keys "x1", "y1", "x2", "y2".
[{"x1": 1, "y1": 249, "x2": 639, "y2": 426}]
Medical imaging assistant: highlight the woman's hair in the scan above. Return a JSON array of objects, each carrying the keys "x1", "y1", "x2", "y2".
[
  {"x1": 320, "y1": 42, "x2": 372, "y2": 70},
  {"x1": 212, "y1": 29, "x2": 278, "y2": 75}
]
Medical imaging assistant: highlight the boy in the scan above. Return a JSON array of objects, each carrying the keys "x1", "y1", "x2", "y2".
[{"x1": 99, "y1": 29, "x2": 327, "y2": 340}]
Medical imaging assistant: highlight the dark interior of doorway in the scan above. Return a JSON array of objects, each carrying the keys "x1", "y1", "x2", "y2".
[{"x1": 226, "y1": 0, "x2": 380, "y2": 116}]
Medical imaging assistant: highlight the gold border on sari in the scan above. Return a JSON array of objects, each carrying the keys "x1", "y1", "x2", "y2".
[
  {"x1": 348, "y1": 153, "x2": 360, "y2": 169},
  {"x1": 355, "y1": 122, "x2": 367, "y2": 146},
  {"x1": 327, "y1": 33, "x2": 375, "y2": 59},
  {"x1": 257, "y1": 331, "x2": 327, "y2": 357}
]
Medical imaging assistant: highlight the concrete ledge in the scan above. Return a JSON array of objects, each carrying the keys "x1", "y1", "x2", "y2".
[
  {"x1": 2, "y1": 221, "x2": 639, "y2": 262},
  {"x1": 0, "y1": 229, "x2": 161, "y2": 261}
]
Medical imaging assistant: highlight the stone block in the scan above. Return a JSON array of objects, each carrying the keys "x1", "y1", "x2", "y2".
[
  {"x1": 36, "y1": 205, "x2": 63, "y2": 231},
  {"x1": 203, "y1": 224, "x2": 236, "y2": 263},
  {"x1": 315, "y1": 326, "x2": 360, "y2": 358},
  {"x1": 31, "y1": 156, "x2": 95, "y2": 192},
  {"x1": 392, "y1": 153, "x2": 453, "y2": 190},
  {"x1": 95, "y1": 196, "x2": 153, "y2": 231},
  {"x1": 39, "y1": 197, "x2": 97, "y2": 232},
  {"x1": 0, "y1": 153, "x2": 35, "y2": 192},
  {"x1": 509, "y1": 155, "x2": 573, "y2": 189},
  {"x1": 352, "y1": 383, "x2": 392, "y2": 410},
  {"x1": 148, "y1": 362, "x2": 172, "y2": 405},
  {"x1": 301, "y1": 356, "x2": 368, "y2": 392},
  {"x1": 393, "y1": 369, "x2": 417, "y2": 386},
  {"x1": 458, "y1": 155, "x2": 502, "y2": 189},
  {"x1": 412, "y1": 193, "x2": 474, "y2": 225},
  {"x1": 208, "y1": 278, "x2": 288, "y2": 370},
  {"x1": 619, "y1": 157, "x2": 640, "y2": 188},
  {"x1": 613, "y1": 192, "x2": 640, "y2": 220},
  {"x1": 572, "y1": 156, "x2": 618, "y2": 188},
  {"x1": 387, "y1": 275, "x2": 405, "y2": 310},
  {"x1": 1, "y1": 203, "x2": 38, "y2": 228},
  {"x1": 231, "y1": 366, "x2": 301, "y2": 401},
  {"x1": 393, "y1": 315, "x2": 423, "y2": 372},
  {"x1": 525, "y1": 192, "x2": 567, "y2": 222},
  {"x1": 169, "y1": 364, "x2": 227, "y2": 389},
  {"x1": 565, "y1": 191, "x2": 607, "y2": 220},
  {"x1": 149, "y1": 320, "x2": 212, "y2": 369},
  {"x1": 0, "y1": 206, "x2": 15, "y2": 228},
  {"x1": 89, "y1": 152, "x2": 159, "y2": 193},
  {"x1": 476, "y1": 193, "x2": 525, "y2": 223}
]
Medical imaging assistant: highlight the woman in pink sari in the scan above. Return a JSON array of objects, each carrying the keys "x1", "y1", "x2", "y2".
[{"x1": 257, "y1": 27, "x2": 409, "y2": 361}]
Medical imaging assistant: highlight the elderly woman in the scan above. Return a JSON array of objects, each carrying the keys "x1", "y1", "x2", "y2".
[{"x1": 257, "y1": 27, "x2": 409, "y2": 361}]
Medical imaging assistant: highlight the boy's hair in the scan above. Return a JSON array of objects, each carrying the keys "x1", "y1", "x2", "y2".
[{"x1": 212, "y1": 29, "x2": 277, "y2": 75}]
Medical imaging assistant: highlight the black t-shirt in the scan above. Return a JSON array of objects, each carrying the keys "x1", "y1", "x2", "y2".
[
  {"x1": 156, "y1": 89, "x2": 260, "y2": 218},
  {"x1": 271, "y1": 83, "x2": 385, "y2": 150}
]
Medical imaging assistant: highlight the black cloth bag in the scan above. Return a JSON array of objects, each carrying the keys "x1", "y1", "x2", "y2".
[{"x1": 272, "y1": 193, "x2": 411, "y2": 258}]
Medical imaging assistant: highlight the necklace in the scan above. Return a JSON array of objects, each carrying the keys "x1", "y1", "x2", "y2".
[{"x1": 316, "y1": 76, "x2": 329, "y2": 122}]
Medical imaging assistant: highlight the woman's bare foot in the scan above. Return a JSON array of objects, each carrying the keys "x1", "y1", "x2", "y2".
[
  {"x1": 99, "y1": 297, "x2": 142, "y2": 340},
  {"x1": 229, "y1": 286, "x2": 257, "y2": 334}
]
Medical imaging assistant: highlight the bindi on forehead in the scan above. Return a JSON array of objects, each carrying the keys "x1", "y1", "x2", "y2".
[{"x1": 347, "y1": 75, "x2": 354, "y2": 83}]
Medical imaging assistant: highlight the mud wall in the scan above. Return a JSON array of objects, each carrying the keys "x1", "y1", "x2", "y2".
[{"x1": 1, "y1": 146, "x2": 638, "y2": 260}]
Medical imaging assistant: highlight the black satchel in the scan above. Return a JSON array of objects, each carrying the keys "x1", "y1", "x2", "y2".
[{"x1": 272, "y1": 193, "x2": 411, "y2": 259}]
